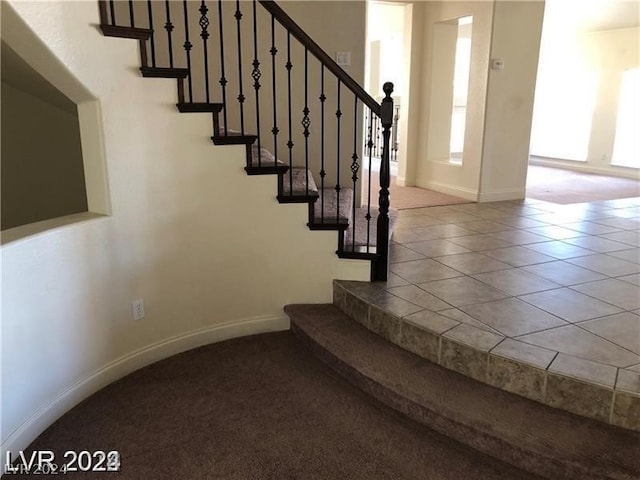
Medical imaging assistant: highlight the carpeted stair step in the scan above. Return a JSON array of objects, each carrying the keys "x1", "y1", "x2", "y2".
[
  {"x1": 344, "y1": 206, "x2": 399, "y2": 248},
  {"x1": 278, "y1": 167, "x2": 319, "y2": 203},
  {"x1": 313, "y1": 187, "x2": 353, "y2": 226},
  {"x1": 284, "y1": 304, "x2": 640, "y2": 480}
]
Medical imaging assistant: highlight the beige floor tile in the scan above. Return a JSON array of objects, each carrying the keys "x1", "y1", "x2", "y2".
[
  {"x1": 386, "y1": 285, "x2": 452, "y2": 311},
  {"x1": 516, "y1": 324, "x2": 640, "y2": 367},
  {"x1": 403, "y1": 239, "x2": 471, "y2": 257},
  {"x1": 549, "y1": 353, "x2": 617, "y2": 388},
  {"x1": 460, "y1": 297, "x2": 567, "y2": 337},
  {"x1": 578, "y1": 313, "x2": 640, "y2": 354},
  {"x1": 418, "y1": 277, "x2": 510, "y2": 307},
  {"x1": 443, "y1": 323, "x2": 504, "y2": 351},
  {"x1": 519, "y1": 288, "x2": 622, "y2": 322},
  {"x1": 390, "y1": 259, "x2": 463, "y2": 284},
  {"x1": 483, "y1": 246, "x2": 556, "y2": 267},
  {"x1": 522, "y1": 261, "x2": 607, "y2": 286},
  {"x1": 525, "y1": 241, "x2": 596, "y2": 259},
  {"x1": 472, "y1": 269, "x2": 561, "y2": 296},
  {"x1": 433, "y1": 252, "x2": 511, "y2": 274},
  {"x1": 572, "y1": 278, "x2": 640, "y2": 310},
  {"x1": 448, "y1": 234, "x2": 514, "y2": 252},
  {"x1": 490, "y1": 338, "x2": 556, "y2": 369}
]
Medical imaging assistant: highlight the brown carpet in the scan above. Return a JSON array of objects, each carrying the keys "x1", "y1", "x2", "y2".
[
  {"x1": 15, "y1": 333, "x2": 540, "y2": 479},
  {"x1": 526, "y1": 164, "x2": 640, "y2": 204}
]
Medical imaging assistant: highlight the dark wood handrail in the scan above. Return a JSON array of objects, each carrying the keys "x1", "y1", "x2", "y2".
[{"x1": 258, "y1": 0, "x2": 381, "y2": 117}]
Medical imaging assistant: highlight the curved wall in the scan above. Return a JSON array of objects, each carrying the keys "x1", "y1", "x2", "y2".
[{"x1": 0, "y1": 1, "x2": 368, "y2": 457}]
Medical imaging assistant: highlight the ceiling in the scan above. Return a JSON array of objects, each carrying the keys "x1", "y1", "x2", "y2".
[{"x1": 1, "y1": 40, "x2": 77, "y2": 115}]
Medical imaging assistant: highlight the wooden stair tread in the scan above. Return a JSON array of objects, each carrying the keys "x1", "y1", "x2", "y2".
[
  {"x1": 285, "y1": 303, "x2": 640, "y2": 480},
  {"x1": 211, "y1": 133, "x2": 258, "y2": 145},
  {"x1": 100, "y1": 25, "x2": 152, "y2": 40},
  {"x1": 177, "y1": 102, "x2": 224, "y2": 113},
  {"x1": 140, "y1": 67, "x2": 189, "y2": 79}
]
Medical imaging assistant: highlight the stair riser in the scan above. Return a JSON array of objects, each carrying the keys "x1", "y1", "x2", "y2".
[
  {"x1": 333, "y1": 281, "x2": 639, "y2": 434},
  {"x1": 291, "y1": 322, "x2": 600, "y2": 480}
]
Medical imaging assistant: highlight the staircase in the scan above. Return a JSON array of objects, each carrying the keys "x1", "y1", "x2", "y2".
[
  {"x1": 97, "y1": 0, "x2": 395, "y2": 280},
  {"x1": 96, "y1": 3, "x2": 640, "y2": 478}
]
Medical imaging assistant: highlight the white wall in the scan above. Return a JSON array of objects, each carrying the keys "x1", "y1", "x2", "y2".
[
  {"x1": 412, "y1": 1, "x2": 494, "y2": 200},
  {"x1": 0, "y1": 0, "x2": 368, "y2": 457},
  {"x1": 531, "y1": 7, "x2": 639, "y2": 178},
  {"x1": 479, "y1": 1, "x2": 544, "y2": 201}
]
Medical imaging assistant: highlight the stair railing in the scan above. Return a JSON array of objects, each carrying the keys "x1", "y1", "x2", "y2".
[{"x1": 97, "y1": 0, "x2": 393, "y2": 281}]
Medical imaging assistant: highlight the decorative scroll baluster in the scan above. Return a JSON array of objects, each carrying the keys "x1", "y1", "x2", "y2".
[
  {"x1": 286, "y1": 32, "x2": 293, "y2": 193},
  {"x1": 392, "y1": 104, "x2": 400, "y2": 162},
  {"x1": 182, "y1": 1, "x2": 193, "y2": 103},
  {"x1": 270, "y1": 15, "x2": 278, "y2": 165},
  {"x1": 147, "y1": 1, "x2": 157, "y2": 68},
  {"x1": 217, "y1": 0, "x2": 227, "y2": 130},
  {"x1": 319, "y1": 65, "x2": 326, "y2": 220},
  {"x1": 366, "y1": 111, "x2": 374, "y2": 251},
  {"x1": 128, "y1": 0, "x2": 135, "y2": 27},
  {"x1": 374, "y1": 82, "x2": 394, "y2": 281},
  {"x1": 109, "y1": 0, "x2": 116, "y2": 26},
  {"x1": 351, "y1": 96, "x2": 359, "y2": 249},
  {"x1": 164, "y1": 1, "x2": 174, "y2": 68},
  {"x1": 252, "y1": 0, "x2": 262, "y2": 166},
  {"x1": 302, "y1": 49, "x2": 310, "y2": 196},
  {"x1": 235, "y1": 1, "x2": 246, "y2": 135},
  {"x1": 335, "y1": 79, "x2": 342, "y2": 219}
]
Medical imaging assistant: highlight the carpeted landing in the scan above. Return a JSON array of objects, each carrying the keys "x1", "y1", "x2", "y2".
[{"x1": 15, "y1": 332, "x2": 542, "y2": 479}]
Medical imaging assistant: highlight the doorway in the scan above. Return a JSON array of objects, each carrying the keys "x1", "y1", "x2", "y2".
[{"x1": 528, "y1": 0, "x2": 640, "y2": 203}]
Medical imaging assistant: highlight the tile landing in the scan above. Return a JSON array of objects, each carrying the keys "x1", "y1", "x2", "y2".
[{"x1": 335, "y1": 196, "x2": 640, "y2": 430}]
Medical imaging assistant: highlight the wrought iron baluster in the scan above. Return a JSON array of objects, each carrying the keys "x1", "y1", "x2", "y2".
[
  {"x1": 270, "y1": 15, "x2": 278, "y2": 165},
  {"x1": 128, "y1": 0, "x2": 135, "y2": 27},
  {"x1": 286, "y1": 31, "x2": 293, "y2": 193},
  {"x1": 302, "y1": 49, "x2": 310, "y2": 196},
  {"x1": 183, "y1": 0, "x2": 193, "y2": 103},
  {"x1": 335, "y1": 79, "x2": 342, "y2": 220},
  {"x1": 147, "y1": 0, "x2": 157, "y2": 68},
  {"x1": 366, "y1": 110, "x2": 374, "y2": 251},
  {"x1": 164, "y1": 0, "x2": 174, "y2": 68},
  {"x1": 319, "y1": 65, "x2": 326, "y2": 221},
  {"x1": 351, "y1": 96, "x2": 359, "y2": 250},
  {"x1": 252, "y1": 0, "x2": 262, "y2": 166},
  {"x1": 217, "y1": 0, "x2": 227, "y2": 130},
  {"x1": 109, "y1": 0, "x2": 116, "y2": 26},
  {"x1": 235, "y1": 1, "x2": 246, "y2": 135}
]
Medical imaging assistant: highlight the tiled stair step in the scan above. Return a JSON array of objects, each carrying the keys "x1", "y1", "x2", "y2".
[
  {"x1": 284, "y1": 303, "x2": 640, "y2": 480},
  {"x1": 314, "y1": 188, "x2": 354, "y2": 226}
]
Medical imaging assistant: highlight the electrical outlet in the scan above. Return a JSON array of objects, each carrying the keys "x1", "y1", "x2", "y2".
[{"x1": 132, "y1": 299, "x2": 145, "y2": 320}]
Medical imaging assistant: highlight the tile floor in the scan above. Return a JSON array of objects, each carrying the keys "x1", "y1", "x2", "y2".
[{"x1": 383, "y1": 197, "x2": 640, "y2": 396}]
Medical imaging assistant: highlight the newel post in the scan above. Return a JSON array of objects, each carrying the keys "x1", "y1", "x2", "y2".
[{"x1": 373, "y1": 82, "x2": 394, "y2": 281}]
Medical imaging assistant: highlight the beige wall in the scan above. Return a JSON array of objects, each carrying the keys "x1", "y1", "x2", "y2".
[
  {"x1": 479, "y1": 1, "x2": 544, "y2": 201},
  {"x1": 412, "y1": 1, "x2": 494, "y2": 200},
  {"x1": 128, "y1": 0, "x2": 367, "y2": 197},
  {"x1": 1, "y1": 0, "x2": 368, "y2": 458},
  {"x1": 1, "y1": 80, "x2": 88, "y2": 229}
]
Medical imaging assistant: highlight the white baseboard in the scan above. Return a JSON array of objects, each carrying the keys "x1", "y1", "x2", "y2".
[
  {"x1": 1, "y1": 315, "x2": 290, "y2": 459},
  {"x1": 416, "y1": 179, "x2": 478, "y2": 201},
  {"x1": 477, "y1": 188, "x2": 526, "y2": 202},
  {"x1": 529, "y1": 158, "x2": 640, "y2": 180}
]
